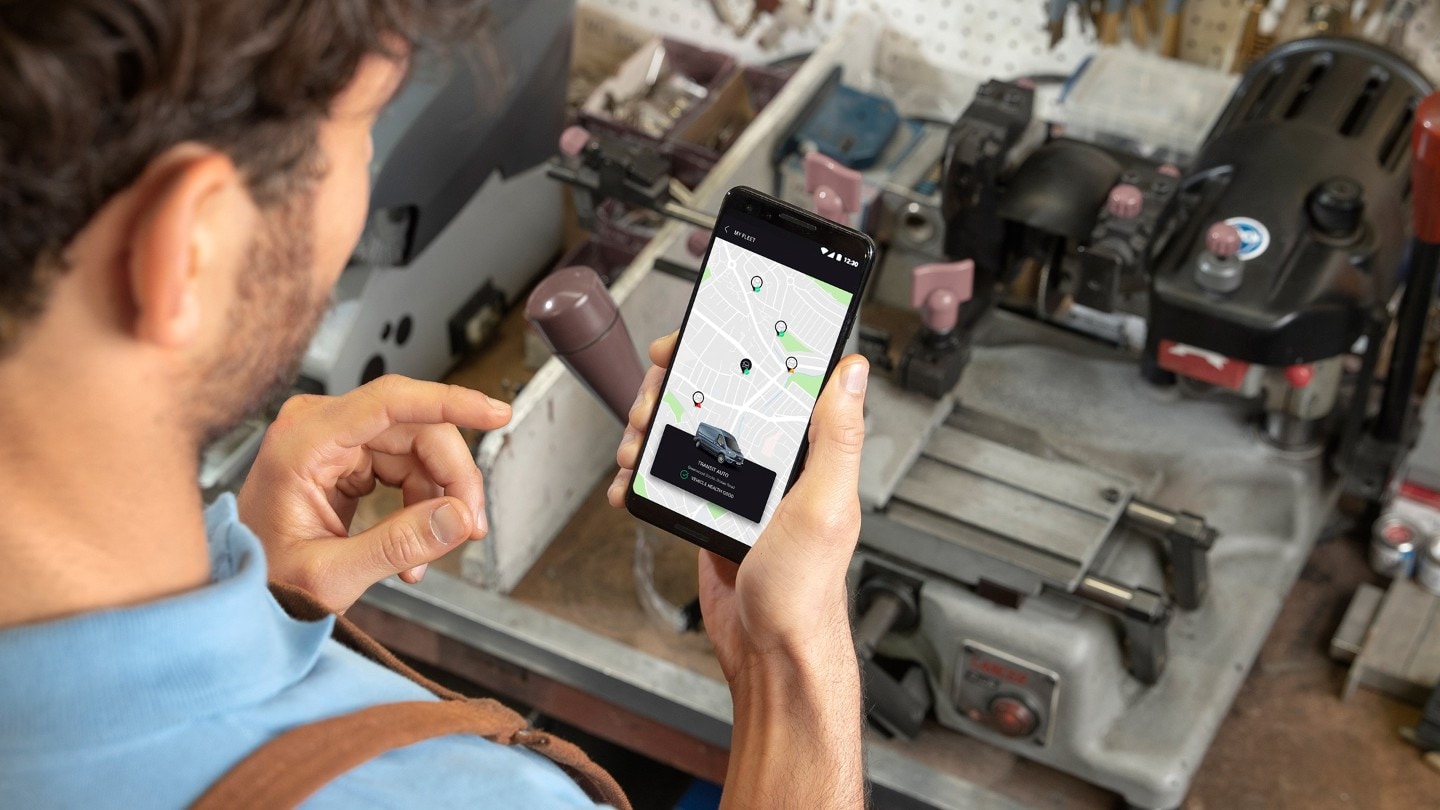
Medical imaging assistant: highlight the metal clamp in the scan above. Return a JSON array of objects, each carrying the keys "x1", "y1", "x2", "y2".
[
  {"x1": 1072, "y1": 575, "x2": 1172, "y2": 685},
  {"x1": 855, "y1": 580, "x2": 931, "y2": 740},
  {"x1": 548, "y1": 127, "x2": 716, "y2": 230},
  {"x1": 1123, "y1": 499, "x2": 1218, "y2": 611}
]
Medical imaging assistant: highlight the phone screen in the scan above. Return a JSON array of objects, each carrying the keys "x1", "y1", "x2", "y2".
[{"x1": 632, "y1": 207, "x2": 865, "y2": 547}]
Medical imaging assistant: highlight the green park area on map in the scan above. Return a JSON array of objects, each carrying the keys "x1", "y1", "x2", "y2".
[
  {"x1": 813, "y1": 277, "x2": 853, "y2": 306},
  {"x1": 663, "y1": 391, "x2": 685, "y2": 422},
  {"x1": 785, "y1": 372, "x2": 823, "y2": 398},
  {"x1": 778, "y1": 331, "x2": 812, "y2": 353}
]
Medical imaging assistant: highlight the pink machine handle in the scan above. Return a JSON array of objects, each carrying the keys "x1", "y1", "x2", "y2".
[
  {"x1": 559, "y1": 125, "x2": 593, "y2": 158},
  {"x1": 804, "y1": 152, "x2": 864, "y2": 226},
  {"x1": 911, "y1": 261, "x2": 976, "y2": 334}
]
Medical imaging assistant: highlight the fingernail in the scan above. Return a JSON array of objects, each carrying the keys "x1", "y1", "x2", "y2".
[
  {"x1": 412, "y1": 563, "x2": 428, "y2": 582},
  {"x1": 842, "y1": 362, "x2": 869, "y2": 394},
  {"x1": 430, "y1": 503, "x2": 468, "y2": 545},
  {"x1": 631, "y1": 388, "x2": 646, "y2": 412},
  {"x1": 621, "y1": 427, "x2": 637, "y2": 449},
  {"x1": 487, "y1": 395, "x2": 511, "y2": 413}
]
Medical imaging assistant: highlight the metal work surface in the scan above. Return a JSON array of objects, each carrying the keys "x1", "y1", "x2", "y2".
[
  {"x1": 360, "y1": 570, "x2": 1027, "y2": 810},
  {"x1": 887, "y1": 426, "x2": 1134, "y2": 591},
  {"x1": 857, "y1": 371, "x2": 958, "y2": 511}
]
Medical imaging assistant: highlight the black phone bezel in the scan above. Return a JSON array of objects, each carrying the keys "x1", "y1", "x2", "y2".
[{"x1": 624, "y1": 186, "x2": 876, "y2": 562}]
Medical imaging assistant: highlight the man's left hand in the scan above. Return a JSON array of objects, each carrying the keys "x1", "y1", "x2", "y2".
[{"x1": 237, "y1": 375, "x2": 511, "y2": 613}]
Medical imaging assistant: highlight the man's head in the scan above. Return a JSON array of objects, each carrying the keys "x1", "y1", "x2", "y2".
[{"x1": 0, "y1": 1, "x2": 486, "y2": 443}]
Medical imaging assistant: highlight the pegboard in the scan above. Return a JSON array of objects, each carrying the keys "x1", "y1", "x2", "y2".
[
  {"x1": 579, "y1": 0, "x2": 1440, "y2": 84},
  {"x1": 1390, "y1": 1, "x2": 1440, "y2": 84},
  {"x1": 1177, "y1": 0, "x2": 1247, "y2": 70}
]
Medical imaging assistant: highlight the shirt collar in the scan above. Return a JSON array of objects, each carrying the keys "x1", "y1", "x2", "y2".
[{"x1": 0, "y1": 494, "x2": 335, "y2": 752}]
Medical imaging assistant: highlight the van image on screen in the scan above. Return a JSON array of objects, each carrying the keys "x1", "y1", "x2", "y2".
[{"x1": 695, "y1": 422, "x2": 745, "y2": 467}]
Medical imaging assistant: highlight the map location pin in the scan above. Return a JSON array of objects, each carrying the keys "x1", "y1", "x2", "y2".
[
  {"x1": 775, "y1": 320, "x2": 787, "y2": 338},
  {"x1": 693, "y1": 391, "x2": 704, "y2": 408},
  {"x1": 741, "y1": 358, "x2": 752, "y2": 375},
  {"x1": 786, "y1": 356, "x2": 797, "y2": 374},
  {"x1": 751, "y1": 275, "x2": 763, "y2": 292}
]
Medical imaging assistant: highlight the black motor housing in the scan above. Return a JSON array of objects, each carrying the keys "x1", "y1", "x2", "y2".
[{"x1": 1150, "y1": 37, "x2": 1431, "y2": 366}]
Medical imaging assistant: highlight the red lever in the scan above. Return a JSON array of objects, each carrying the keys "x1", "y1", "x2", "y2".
[{"x1": 1415, "y1": 92, "x2": 1440, "y2": 244}]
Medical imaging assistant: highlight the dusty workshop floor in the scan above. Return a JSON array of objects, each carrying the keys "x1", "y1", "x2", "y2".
[{"x1": 1185, "y1": 523, "x2": 1436, "y2": 810}]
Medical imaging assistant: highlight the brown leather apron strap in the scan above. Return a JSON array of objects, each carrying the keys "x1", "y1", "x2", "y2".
[
  {"x1": 188, "y1": 584, "x2": 632, "y2": 809},
  {"x1": 192, "y1": 700, "x2": 515, "y2": 810}
]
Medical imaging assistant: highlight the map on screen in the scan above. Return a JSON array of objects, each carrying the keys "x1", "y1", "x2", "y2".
[{"x1": 632, "y1": 232, "x2": 855, "y2": 546}]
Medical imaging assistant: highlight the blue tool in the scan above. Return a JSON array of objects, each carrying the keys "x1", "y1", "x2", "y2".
[{"x1": 783, "y1": 84, "x2": 901, "y2": 170}]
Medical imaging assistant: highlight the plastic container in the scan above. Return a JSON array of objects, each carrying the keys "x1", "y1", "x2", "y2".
[
  {"x1": 1372, "y1": 514, "x2": 1420, "y2": 578},
  {"x1": 1060, "y1": 48, "x2": 1238, "y2": 162},
  {"x1": 579, "y1": 37, "x2": 737, "y2": 142}
]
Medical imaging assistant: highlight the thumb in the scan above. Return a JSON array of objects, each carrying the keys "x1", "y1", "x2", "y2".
[
  {"x1": 349, "y1": 496, "x2": 474, "y2": 585},
  {"x1": 787, "y1": 356, "x2": 869, "y2": 507}
]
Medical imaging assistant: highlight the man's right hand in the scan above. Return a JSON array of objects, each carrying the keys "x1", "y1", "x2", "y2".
[{"x1": 611, "y1": 332, "x2": 869, "y2": 808}]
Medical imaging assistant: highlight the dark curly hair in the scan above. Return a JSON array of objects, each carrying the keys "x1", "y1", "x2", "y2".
[{"x1": 0, "y1": 0, "x2": 489, "y2": 352}]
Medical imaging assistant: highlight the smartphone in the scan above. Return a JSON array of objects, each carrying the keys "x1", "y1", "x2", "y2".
[{"x1": 625, "y1": 186, "x2": 876, "y2": 562}]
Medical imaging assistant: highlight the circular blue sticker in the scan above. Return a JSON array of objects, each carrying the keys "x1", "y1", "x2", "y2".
[{"x1": 1224, "y1": 217, "x2": 1271, "y2": 261}]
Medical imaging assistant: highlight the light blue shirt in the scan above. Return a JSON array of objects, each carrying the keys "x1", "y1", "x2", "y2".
[{"x1": 0, "y1": 495, "x2": 602, "y2": 808}]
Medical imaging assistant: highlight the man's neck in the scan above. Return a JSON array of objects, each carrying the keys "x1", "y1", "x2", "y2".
[{"x1": 0, "y1": 352, "x2": 212, "y2": 629}]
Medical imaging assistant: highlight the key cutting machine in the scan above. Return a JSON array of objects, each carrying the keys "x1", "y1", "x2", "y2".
[{"x1": 849, "y1": 38, "x2": 1436, "y2": 809}]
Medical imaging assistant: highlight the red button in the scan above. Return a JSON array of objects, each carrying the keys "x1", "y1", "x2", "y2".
[
  {"x1": 988, "y1": 695, "x2": 1038, "y2": 738},
  {"x1": 1382, "y1": 521, "x2": 1415, "y2": 544},
  {"x1": 1285, "y1": 364, "x2": 1314, "y2": 388}
]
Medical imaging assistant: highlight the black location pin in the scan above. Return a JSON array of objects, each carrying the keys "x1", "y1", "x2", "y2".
[
  {"x1": 775, "y1": 320, "x2": 787, "y2": 337},
  {"x1": 693, "y1": 391, "x2": 704, "y2": 408},
  {"x1": 741, "y1": 358, "x2": 752, "y2": 375},
  {"x1": 751, "y1": 276, "x2": 763, "y2": 292},
  {"x1": 786, "y1": 357, "x2": 798, "y2": 374}
]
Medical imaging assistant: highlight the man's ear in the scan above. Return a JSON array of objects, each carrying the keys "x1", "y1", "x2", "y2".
[{"x1": 126, "y1": 147, "x2": 253, "y2": 349}]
